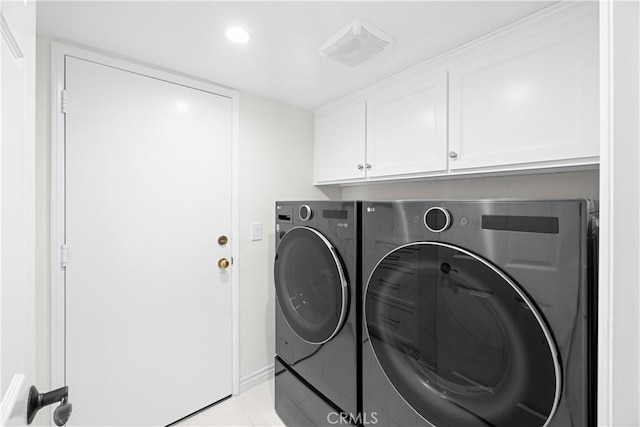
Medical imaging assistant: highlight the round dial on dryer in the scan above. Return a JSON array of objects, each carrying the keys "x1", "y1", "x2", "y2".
[
  {"x1": 299, "y1": 205, "x2": 313, "y2": 221},
  {"x1": 424, "y1": 207, "x2": 451, "y2": 232}
]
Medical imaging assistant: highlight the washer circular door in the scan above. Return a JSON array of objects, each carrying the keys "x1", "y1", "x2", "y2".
[
  {"x1": 274, "y1": 227, "x2": 348, "y2": 344},
  {"x1": 365, "y1": 242, "x2": 560, "y2": 427}
]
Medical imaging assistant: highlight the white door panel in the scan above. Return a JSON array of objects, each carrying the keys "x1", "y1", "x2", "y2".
[
  {"x1": 1, "y1": 20, "x2": 27, "y2": 404},
  {"x1": 65, "y1": 57, "x2": 232, "y2": 426},
  {"x1": 366, "y1": 71, "x2": 448, "y2": 177},
  {"x1": 448, "y1": 7, "x2": 598, "y2": 170},
  {"x1": 0, "y1": 1, "x2": 35, "y2": 425},
  {"x1": 314, "y1": 103, "x2": 366, "y2": 183}
]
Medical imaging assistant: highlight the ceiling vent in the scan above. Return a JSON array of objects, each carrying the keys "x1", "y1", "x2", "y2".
[{"x1": 319, "y1": 20, "x2": 392, "y2": 67}]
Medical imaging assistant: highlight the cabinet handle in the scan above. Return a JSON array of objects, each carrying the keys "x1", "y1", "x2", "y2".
[
  {"x1": 365, "y1": 163, "x2": 372, "y2": 169},
  {"x1": 357, "y1": 164, "x2": 364, "y2": 170},
  {"x1": 449, "y1": 151, "x2": 458, "y2": 159}
]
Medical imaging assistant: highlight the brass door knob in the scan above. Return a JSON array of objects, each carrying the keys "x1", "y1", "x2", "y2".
[{"x1": 218, "y1": 258, "x2": 230, "y2": 269}]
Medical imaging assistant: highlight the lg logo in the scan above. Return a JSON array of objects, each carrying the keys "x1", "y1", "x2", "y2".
[{"x1": 327, "y1": 412, "x2": 378, "y2": 425}]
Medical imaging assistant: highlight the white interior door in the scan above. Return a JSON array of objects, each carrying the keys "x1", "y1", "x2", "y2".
[
  {"x1": 0, "y1": 1, "x2": 36, "y2": 425},
  {"x1": 64, "y1": 56, "x2": 233, "y2": 426}
]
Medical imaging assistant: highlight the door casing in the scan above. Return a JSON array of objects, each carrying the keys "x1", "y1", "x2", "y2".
[{"x1": 48, "y1": 41, "x2": 241, "y2": 396}]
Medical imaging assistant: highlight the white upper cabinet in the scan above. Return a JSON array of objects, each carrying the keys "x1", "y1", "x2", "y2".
[
  {"x1": 366, "y1": 72, "x2": 448, "y2": 178},
  {"x1": 314, "y1": 102, "x2": 366, "y2": 183},
  {"x1": 448, "y1": 7, "x2": 598, "y2": 171},
  {"x1": 313, "y1": 3, "x2": 599, "y2": 185}
]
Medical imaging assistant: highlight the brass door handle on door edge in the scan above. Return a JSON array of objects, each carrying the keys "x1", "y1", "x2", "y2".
[{"x1": 218, "y1": 258, "x2": 230, "y2": 269}]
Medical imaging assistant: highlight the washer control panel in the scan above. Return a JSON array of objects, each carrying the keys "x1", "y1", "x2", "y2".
[{"x1": 424, "y1": 207, "x2": 452, "y2": 232}]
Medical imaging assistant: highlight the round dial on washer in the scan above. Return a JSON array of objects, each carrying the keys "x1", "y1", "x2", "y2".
[
  {"x1": 299, "y1": 205, "x2": 313, "y2": 221},
  {"x1": 424, "y1": 207, "x2": 451, "y2": 232}
]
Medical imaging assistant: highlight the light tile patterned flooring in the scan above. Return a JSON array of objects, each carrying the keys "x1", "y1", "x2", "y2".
[{"x1": 173, "y1": 379, "x2": 285, "y2": 427}]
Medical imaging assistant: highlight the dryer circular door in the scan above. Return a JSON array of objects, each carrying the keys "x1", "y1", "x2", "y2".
[
  {"x1": 274, "y1": 227, "x2": 348, "y2": 345},
  {"x1": 364, "y1": 242, "x2": 560, "y2": 427}
]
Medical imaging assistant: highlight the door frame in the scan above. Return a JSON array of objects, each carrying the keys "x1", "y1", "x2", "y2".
[
  {"x1": 49, "y1": 42, "x2": 241, "y2": 397},
  {"x1": 598, "y1": 1, "x2": 640, "y2": 425}
]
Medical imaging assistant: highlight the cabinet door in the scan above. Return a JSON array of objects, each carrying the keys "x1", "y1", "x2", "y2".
[
  {"x1": 314, "y1": 103, "x2": 366, "y2": 183},
  {"x1": 366, "y1": 72, "x2": 448, "y2": 178},
  {"x1": 449, "y1": 7, "x2": 598, "y2": 171}
]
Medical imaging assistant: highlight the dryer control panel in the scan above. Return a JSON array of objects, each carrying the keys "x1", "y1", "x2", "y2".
[{"x1": 276, "y1": 204, "x2": 293, "y2": 224}]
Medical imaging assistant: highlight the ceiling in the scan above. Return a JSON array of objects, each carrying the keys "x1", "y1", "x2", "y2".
[{"x1": 36, "y1": 1, "x2": 555, "y2": 110}]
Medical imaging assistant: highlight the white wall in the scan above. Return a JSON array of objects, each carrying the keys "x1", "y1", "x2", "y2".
[
  {"x1": 34, "y1": 36, "x2": 339, "y2": 407},
  {"x1": 341, "y1": 170, "x2": 599, "y2": 200},
  {"x1": 237, "y1": 94, "x2": 338, "y2": 381}
]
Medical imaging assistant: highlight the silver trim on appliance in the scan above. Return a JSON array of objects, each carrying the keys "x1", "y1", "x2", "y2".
[
  {"x1": 299, "y1": 205, "x2": 313, "y2": 221},
  {"x1": 423, "y1": 207, "x2": 451, "y2": 233},
  {"x1": 364, "y1": 241, "x2": 561, "y2": 427},
  {"x1": 277, "y1": 226, "x2": 348, "y2": 345}
]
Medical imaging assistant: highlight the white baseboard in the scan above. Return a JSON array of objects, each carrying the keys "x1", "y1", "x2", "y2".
[
  {"x1": 0, "y1": 373, "x2": 26, "y2": 426},
  {"x1": 239, "y1": 363, "x2": 274, "y2": 394}
]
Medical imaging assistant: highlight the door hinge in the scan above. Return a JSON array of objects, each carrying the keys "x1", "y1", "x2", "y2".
[
  {"x1": 61, "y1": 90, "x2": 68, "y2": 114},
  {"x1": 61, "y1": 244, "x2": 69, "y2": 268}
]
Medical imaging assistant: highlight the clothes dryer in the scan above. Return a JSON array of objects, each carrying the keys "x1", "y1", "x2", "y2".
[
  {"x1": 274, "y1": 201, "x2": 361, "y2": 426},
  {"x1": 361, "y1": 199, "x2": 598, "y2": 427}
]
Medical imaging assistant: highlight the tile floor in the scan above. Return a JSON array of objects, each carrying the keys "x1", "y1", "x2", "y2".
[{"x1": 173, "y1": 379, "x2": 285, "y2": 427}]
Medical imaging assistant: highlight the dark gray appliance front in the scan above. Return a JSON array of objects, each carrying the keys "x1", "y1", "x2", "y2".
[
  {"x1": 361, "y1": 200, "x2": 597, "y2": 427},
  {"x1": 274, "y1": 201, "x2": 360, "y2": 425}
]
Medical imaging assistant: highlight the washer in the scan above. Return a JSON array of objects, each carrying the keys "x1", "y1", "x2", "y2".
[
  {"x1": 274, "y1": 201, "x2": 361, "y2": 426},
  {"x1": 361, "y1": 199, "x2": 598, "y2": 427}
]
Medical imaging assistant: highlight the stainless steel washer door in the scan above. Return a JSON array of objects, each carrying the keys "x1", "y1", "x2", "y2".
[
  {"x1": 275, "y1": 227, "x2": 348, "y2": 345},
  {"x1": 364, "y1": 242, "x2": 560, "y2": 427}
]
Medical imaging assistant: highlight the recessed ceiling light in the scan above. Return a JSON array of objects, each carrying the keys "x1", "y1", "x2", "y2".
[{"x1": 226, "y1": 26, "x2": 252, "y2": 44}]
